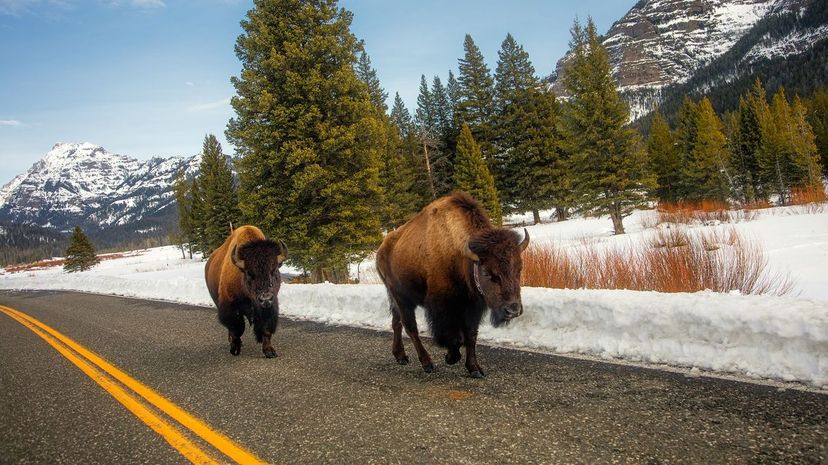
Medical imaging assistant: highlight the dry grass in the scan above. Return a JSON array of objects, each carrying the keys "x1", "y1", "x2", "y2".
[
  {"x1": 656, "y1": 201, "x2": 731, "y2": 225},
  {"x1": 788, "y1": 186, "x2": 827, "y2": 214},
  {"x1": 521, "y1": 227, "x2": 794, "y2": 296}
]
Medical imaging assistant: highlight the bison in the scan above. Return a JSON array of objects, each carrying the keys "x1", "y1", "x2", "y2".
[
  {"x1": 376, "y1": 192, "x2": 529, "y2": 378},
  {"x1": 205, "y1": 225, "x2": 287, "y2": 358}
]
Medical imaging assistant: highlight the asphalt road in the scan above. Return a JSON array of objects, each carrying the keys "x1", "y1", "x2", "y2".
[{"x1": 0, "y1": 290, "x2": 825, "y2": 465}]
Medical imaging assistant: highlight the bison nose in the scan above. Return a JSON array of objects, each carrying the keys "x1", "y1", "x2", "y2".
[
  {"x1": 504, "y1": 302, "x2": 523, "y2": 318},
  {"x1": 258, "y1": 292, "x2": 274, "y2": 308}
]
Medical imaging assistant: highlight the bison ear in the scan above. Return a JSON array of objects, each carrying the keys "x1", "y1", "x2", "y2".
[
  {"x1": 463, "y1": 241, "x2": 480, "y2": 262},
  {"x1": 519, "y1": 228, "x2": 530, "y2": 252},
  {"x1": 277, "y1": 240, "x2": 288, "y2": 266},
  {"x1": 231, "y1": 245, "x2": 245, "y2": 271}
]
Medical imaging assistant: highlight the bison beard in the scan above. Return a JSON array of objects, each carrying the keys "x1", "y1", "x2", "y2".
[{"x1": 376, "y1": 192, "x2": 529, "y2": 378}]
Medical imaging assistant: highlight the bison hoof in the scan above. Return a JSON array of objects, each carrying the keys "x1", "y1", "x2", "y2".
[
  {"x1": 396, "y1": 355, "x2": 410, "y2": 365},
  {"x1": 445, "y1": 351, "x2": 462, "y2": 365},
  {"x1": 263, "y1": 349, "x2": 278, "y2": 358},
  {"x1": 423, "y1": 363, "x2": 435, "y2": 373},
  {"x1": 230, "y1": 345, "x2": 241, "y2": 356},
  {"x1": 469, "y1": 370, "x2": 485, "y2": 379}
]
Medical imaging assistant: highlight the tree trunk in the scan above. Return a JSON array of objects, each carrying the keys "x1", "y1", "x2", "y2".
[
  {"x1": 422, "y1": 141, "x2": 437, "y2": 200},
  {"x1": 555, "y1": 207, "x2": 568, "y2": 222},
  {"x1": 532, "y1": 210, "x2": 541, "y2": 225},
  {"x1": 610, "y1": 204, "x2": 625, "y2": 235}
]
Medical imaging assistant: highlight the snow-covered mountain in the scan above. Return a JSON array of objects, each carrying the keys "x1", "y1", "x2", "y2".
[
  {"x1": 0, "y1": 143, "x2": 198, "y2": 245},
  {"x1": 550, "y1": 0, "x2": 827, "y2": 120}
]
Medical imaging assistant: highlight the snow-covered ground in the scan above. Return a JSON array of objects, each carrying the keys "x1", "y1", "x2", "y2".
[{"x1": 1, "y1": 206, "x2": 827, "y2": 388}]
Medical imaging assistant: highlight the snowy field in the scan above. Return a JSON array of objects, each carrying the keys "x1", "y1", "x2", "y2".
[{"x1": 1, "y1": 206, "x2": 827, "y2": 388}]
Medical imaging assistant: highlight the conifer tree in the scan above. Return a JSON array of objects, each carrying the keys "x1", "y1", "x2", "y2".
[
  {"x1": 195, "y1": 134, "x2": 241, "y2": 256},
  {"x1": 673, "y1": 97, "x2": 699, "y2": 200},
  {"x1": 63, "y1": 226, "x2": 99, "y2": 272},
  {"x1": 415, "y1": 74, "x2": 450, "y2": 196},
  {"x1": 457, "y1": 34, "x2": 496, "y2": 161},
  {"x1": 390, "y1": 93, "x2": 432, "y2": 207},
  {"x1": 805, "y1": 86, "x2": 828, "y2": 176},
  {"x1": 647, "y1": 110, "x2": 682, "y2": 203},
  {"x1": 735, "y1": 80, "x2": 771, "y2": 202},
  {"x1": 227, "y1": 0, "x2": 384, "y2": 282},
  {"x1": 790, "y1": 96, "x2": 824, "y2": 188},
  {"x1": 683, "y1": 97, "x2": 732, "y2": 202},
  {"x1": 493, "y1": 33, "x2": 568, "y2": 222},
  {"x1": 173, "y1": 169, "x2": 195, "y2": 259},
  {"x1": 390, "y1": 92, "x2": 413, "y2": 137},
  {"x1": 559, "y1": 17, "x2": 654, "y2": 234},
  {"x1": 455, "y1": 124, "x2": 502, "y2": 224},
  {"x1": 758, "y1": 88, "x2": 796, "y2": 204},
  {"x1": 356, "y1": 49, "x2": 388, "y2": 113}
]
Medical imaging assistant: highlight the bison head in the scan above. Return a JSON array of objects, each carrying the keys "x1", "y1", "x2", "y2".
[
  {"x1": 231, "y1": 239, "x2": 288, "y2": 316},
  {"x1": 464, "y1": 228, "x2": 529, "y2": 327}
]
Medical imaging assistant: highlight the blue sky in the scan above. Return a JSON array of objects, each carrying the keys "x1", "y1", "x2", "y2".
[{"x1": 0, "y1": 0, "x2": 636, "y2": 186}]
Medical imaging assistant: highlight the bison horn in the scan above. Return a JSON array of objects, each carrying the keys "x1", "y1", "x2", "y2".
[
  {"x1": 463, "y1": 241, "x2": 480, "y2": 262},
  {"x1": 277, "y1": 240, "x2": 288, "y2": 264},
  {"x1": 231, "y1": 245, "x2": 245, "y2": 270},
  {"x1": 520, "y1": 228, "x2": 530, "y2": 252}
]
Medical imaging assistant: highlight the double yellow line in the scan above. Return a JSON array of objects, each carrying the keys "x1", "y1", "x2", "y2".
[{"x1": 0, "y1": 304, "x2": 268, "y2": 465}]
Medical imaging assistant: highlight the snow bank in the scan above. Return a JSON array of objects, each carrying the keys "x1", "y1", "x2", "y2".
[{"x1": 1, "y1": 248, "x2": 825, "y2": 388}]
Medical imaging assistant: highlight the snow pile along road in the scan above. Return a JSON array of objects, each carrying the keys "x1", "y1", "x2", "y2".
[{"x1": 0, "y1": 244, "x2": 826, "y2": 388}]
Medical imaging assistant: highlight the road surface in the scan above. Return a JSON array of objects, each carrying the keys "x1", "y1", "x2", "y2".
[{"x1": 0, "y1": 290, "x2": 825, "y2": 464}]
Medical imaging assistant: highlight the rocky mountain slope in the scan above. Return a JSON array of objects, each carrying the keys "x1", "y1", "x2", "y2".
[
  {"x1": 0, "y1": 143, "x2": 198, "y2": 249},
  {"x1": 550, "y1": 0, "x2": 827, "y2": 120}
]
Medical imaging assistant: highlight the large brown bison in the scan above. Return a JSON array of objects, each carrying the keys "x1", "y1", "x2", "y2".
[
  {"x1": 376, "y1": 192, "x2": 529, "y2": 378},
  {"x1": 205, "y1": 225, "x2": 287, "y2": 358}
]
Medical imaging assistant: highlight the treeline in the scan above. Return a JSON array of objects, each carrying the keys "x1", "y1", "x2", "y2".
[
  {"x1": 649, "y1": 81, "x2": 824, "y2": 205},
  {"x1": 0, "y1": 222, "x2": 67, "y2": 266},
  {"x1": 174, "y1": 0, "x2": 825, "y2": 283}
]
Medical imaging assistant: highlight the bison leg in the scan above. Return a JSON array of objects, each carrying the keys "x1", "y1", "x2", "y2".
[
  {"x1": 219, "y1": 309, "x2": 245, "y2": 356},
  {"x1": 390, "y1": 310, "x2": 409, "y2": 365},
  {"x1": 463, "y1": 328, "x2": 485, "y2": 378},
  {"x1": 261, "y1": 317, "x2": 279, "y2": 359},
  {"x1": 398, "y1": 302, "x2": 433, "y2": 373}
]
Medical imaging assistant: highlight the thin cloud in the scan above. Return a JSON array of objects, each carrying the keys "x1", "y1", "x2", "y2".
[
  {"x1": 0, "y1": 120, "x2": 22, "y2": 127},
  {"x1": 185, "y1": 81, "x2": 195, "y2": 87},
  {"x1": 188, "y1": 98, "x2": 231, "y2": 112}
]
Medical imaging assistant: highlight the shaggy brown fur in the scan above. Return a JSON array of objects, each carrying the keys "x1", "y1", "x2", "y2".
[
  {"x1": 376, "y1": 192, "x2": 528, "y2": 378},
  {"x1": 205, "y1": 225, "x2": 287, "y2": 358}
]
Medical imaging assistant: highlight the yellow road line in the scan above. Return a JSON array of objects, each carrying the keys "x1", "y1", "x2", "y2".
[
  {"x1": 0, "y1": 307, "x2": 220, "y2": 465},
  {"x1": 0, "y1": 304, "x2": 268, "y2": 465}
]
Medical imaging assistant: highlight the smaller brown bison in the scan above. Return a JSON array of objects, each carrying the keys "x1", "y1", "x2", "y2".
[
  {"x1": 376, "y1": 192, "x2": 529, "y2": 378},
  {"x1": 205, "y1": 225, "x2": 287, "y2": 358}
]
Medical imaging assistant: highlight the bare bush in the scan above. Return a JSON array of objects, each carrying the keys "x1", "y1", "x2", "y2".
[{"x1": 522, "y1": 227, "x2": 794, "y2": 296}]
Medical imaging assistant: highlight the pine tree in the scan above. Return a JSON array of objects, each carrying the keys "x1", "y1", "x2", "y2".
[
  {"x1": 390, "y1": 93, "x2": 433, "y2": 208},
  {"x1": 493, "y1": 33, "x2": 568, "y2": 223},
  {"x1": 195, "y1": 134, "x2": 241, "y2": 256},
  {"x1": 683, "y1": 97, "x2": 732, "y2": 202},
  {"x1": 63, "y1": 226, "x2": 99, "y2": 273},
  {"x1": 456, "y1": 34, "x2": 496, "y2": 162},
  {"x1": 790, "y1": 95, "x2": 824, "y2": 188},
  {"x1": 227, "y1": 0, "x2": 384, "y2": 282},
  {"x1": 647, "y1": 110, "x2": 682, "y2": 203},
  {"x1": 758, "y1": 88, "x2": 796, "y2": 204},
  {"x1": 455, "y1": 124, "x2": 502, "y2": 224},
  {"x1": 415, "y1": 74, "x2": 449, "y2": 196},
  {"x1": 673, "y1": 97, "x2": 699, "y2": 200},
  {"x1": 355, "y1": 49, "x2": 388, "y2": 113},
  {"x1": 559, "y1": 17, "x2": 654, "y2": 234},
  {"x1": 173, "y1": 169, "x2": 195, "y2": 259},
  {"x1": 805, "y1": 86, "x2": 828, "y2": 176},
  {"x1": 736, "y1": 80, "x2": 771, "y2": 202}
]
